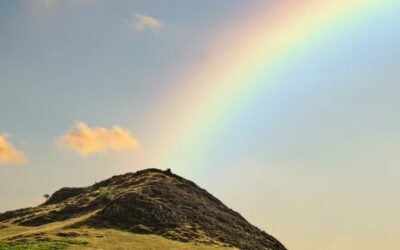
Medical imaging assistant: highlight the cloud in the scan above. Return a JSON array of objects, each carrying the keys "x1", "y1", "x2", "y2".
[
  {"x1": 124, "y1": 13, "x2": 163, "y2": 31},
  {"x1": 28, "y1": 0, "x2": 55, "y2": 8},
  {"x1": 59, "y1": 122, "x2": 139, "y2": 156},
  {"x1": 39, "y1": 0, "x2": 54, "y2": 8},
  {"x1": 27, "y1": 0, "x2": 88, "y2": 10},
  {"x1": 0, "y1": 135, "x2": 27, "y2": 165}
]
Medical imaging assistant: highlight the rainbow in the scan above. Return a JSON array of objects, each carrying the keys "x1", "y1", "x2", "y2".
[{"x1": 156, "y1": 0, "x2": 397, "y2": 168}]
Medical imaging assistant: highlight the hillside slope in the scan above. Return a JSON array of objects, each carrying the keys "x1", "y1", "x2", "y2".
[{"x1": 0, "y1": 168, "x2": 287, "y2": 250}]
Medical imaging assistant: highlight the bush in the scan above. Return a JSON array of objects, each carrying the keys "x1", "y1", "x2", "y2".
[{"x1": 97, "y1": 187, "x2": 114, "y2": 202}]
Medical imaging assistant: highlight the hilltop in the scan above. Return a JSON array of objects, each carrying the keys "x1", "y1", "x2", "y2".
[{"x1": 0, "y1": 168, "x2": 287, "y2": 250}]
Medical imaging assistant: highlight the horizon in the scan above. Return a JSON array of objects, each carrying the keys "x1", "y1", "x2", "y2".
[{"x1": 1, "y1": 1, "x2": 400, "y2": 249}]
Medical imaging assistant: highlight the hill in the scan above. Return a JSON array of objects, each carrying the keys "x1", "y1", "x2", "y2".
[{"x1": 0, "y1": 168, "x2": 287, "y2": 250}]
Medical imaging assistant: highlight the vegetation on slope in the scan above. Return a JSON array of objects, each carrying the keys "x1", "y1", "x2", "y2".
[{"x1": 0, "y1": 168, "x2": 286, "y2": 250}]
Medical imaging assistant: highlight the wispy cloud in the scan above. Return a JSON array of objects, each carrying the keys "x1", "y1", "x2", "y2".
[
  {"x1": 27, "y1": 0, "x2": 56, "y2": 8},
  {"x1": 27, "y1": 0, "x2": 88, "y2": 10},
  {"x1": 59, "y1": 122, "x2": 139, "y2": 156},
  {"x1": 124, "y1": 13, "x2": 163, "y2": 31},
  {"x1": 39, "y1": 0, "x2": 54, "y2": 8},
  {"x1": 0, "y1": 135, "x2": 27, "y2": 165}
]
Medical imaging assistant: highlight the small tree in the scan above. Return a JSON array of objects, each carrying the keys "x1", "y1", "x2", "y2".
[{"x1": 43, "y1": 194, "x2": 50, "y2": 200}]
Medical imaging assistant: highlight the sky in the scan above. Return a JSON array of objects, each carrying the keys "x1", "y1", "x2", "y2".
[{"x1": 1, "y1": 1, "x2": 400, "y2": 249}]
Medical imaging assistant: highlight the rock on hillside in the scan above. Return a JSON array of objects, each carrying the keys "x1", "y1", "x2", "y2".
[{"x1": 0, "y1": 168, "x2": 287, "y2": 250}]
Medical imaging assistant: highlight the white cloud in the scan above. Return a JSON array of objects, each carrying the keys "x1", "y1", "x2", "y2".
[
  {"x1": 27, "y1": 0, "x2": 88, "y2": 9},
  {"x1": 0, "y1": 135, "x2": 27, "y2": 165},
  {"x1": 28, "y1": 0, "x2": 56, "y2": 8},
  {"x1": 59, "y1": 122, "x2": 140, "y2": 156},
  {"x1": 124, "y1": 13, "x2": 163, "y2": 31},
  {"x1": 38, "y1": 0, "x2": 55, "y2": 8}
]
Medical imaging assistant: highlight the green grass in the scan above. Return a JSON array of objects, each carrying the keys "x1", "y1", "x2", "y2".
[
  {"x1": 67, "y1": 228, "x2": 232, "y2": 250},
  {"x1": 0, "y1": 217, "x2": 234, "y2": 250},
  {"x1": 0, "y1": 229, "x2": 232, "y2": 250},
  {"x1": 0, "y1": 238, "x2": 87, "y2": 250}
]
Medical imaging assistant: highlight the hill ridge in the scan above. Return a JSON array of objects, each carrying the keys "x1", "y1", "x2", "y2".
[{"x1": 0, "y1": 168, "x2": 287, "y2": 250}]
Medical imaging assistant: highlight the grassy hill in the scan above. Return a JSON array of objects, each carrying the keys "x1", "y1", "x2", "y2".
[{"x1": 0, "y1": 169, "x2": 286, "y2": 250}]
